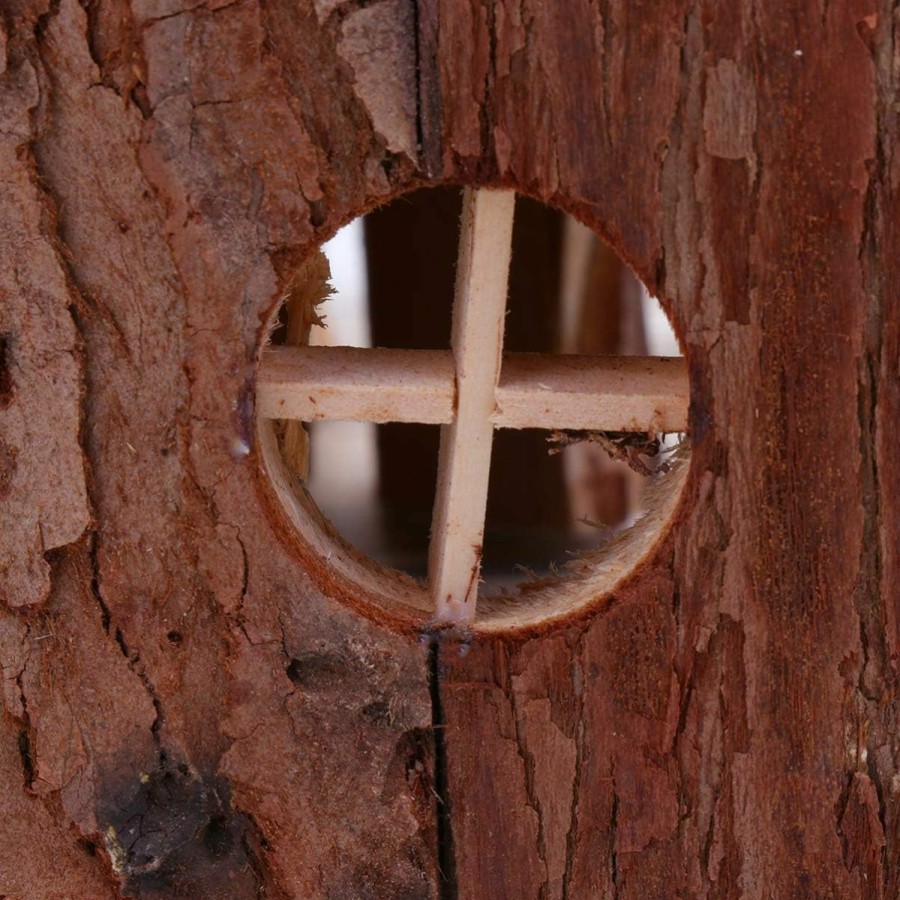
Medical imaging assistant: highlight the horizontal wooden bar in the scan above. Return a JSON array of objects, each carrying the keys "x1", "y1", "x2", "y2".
[
  {"x1": 257, "y1": 345, "x2": 689, "y2": 432},
  {"x1": 258, "y1": 345, "x2": 454, "y2": 424},
  {"x1": 493, "y1": 352, "x2": 689, "y2": 432}
]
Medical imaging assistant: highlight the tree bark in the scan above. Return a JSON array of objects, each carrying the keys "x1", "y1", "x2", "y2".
[
  {"x1": 1, "y1": 1, "x2": 434, "y2": 896},
  {"x1": 0, "y1": 1, "x2": 897, "y2": 899}
]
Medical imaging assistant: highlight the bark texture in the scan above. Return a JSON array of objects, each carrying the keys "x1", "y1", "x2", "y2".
[
  {"x1": 2, "y1": 0, "x2": 434, "y2": 896},
  {"x1": 0, "y1": 1, "x2": 897, "y2": 899}
]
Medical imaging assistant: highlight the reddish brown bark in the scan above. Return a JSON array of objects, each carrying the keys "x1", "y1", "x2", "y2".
[
  {"x1": 436, "y1": 3, "x2": 898, "y2": 898},
  {"x1": 2, "y1": 0, "x2": 434, "y2": 896},
  {"x1": 1, "y1": 0, "x2": 897, "y2": 898}
]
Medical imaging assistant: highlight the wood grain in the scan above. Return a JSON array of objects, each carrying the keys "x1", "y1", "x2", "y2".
[
  {"x1": 258, "y1": 345, "x2": 689, "y2": 431},
  {"x1": 429, "y1": 188, "x2": 515, "y2": 624}
]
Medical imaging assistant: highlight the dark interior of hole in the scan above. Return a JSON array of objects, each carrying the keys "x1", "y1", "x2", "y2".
[
  {"x1": 365, "y1": 187, "x2": 456, "y2": 570},
  {"x1": 304, "y1": 186, "x2": 660, "y2": 587},
  {"x1": 347, "y1": 424, "x2": 584, "y2": 588}
]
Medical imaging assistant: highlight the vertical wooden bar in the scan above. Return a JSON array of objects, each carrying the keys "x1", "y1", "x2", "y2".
[{"x1": 429, "y1": 189, "x2": 516, "y2": 624}]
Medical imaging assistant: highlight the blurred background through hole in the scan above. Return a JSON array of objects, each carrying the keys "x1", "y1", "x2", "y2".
[{"x1": 272, "y1": 188, "x2": 683, "y2": 592}]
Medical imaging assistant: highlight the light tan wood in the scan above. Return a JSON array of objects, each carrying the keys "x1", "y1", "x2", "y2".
[
  {"x1": 494, "y1": 353, "x2": 687, "y2": 431},
  {"x1": 258, "y1": 345, "x2": 689, "y2": 432},
  {"x1": 257, "y1": 345, "x2": 454, "y2": 423},
  {"x1": 428, "y1": 188, "x2": 516, "y2": 625},
  {"x1": 255, "y1": 190, "x2": 689, "y2": 627}
]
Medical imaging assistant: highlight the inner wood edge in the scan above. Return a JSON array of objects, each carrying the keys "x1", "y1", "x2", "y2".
[{"x1": 256, "y1": 415, "x2": 690, "y2": 633}]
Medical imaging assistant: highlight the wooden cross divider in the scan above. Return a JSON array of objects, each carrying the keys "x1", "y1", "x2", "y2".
[{"x1": 257, "y1": 189, "x2": 689, "y2": 626}]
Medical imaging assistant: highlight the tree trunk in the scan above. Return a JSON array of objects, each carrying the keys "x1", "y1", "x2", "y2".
[{"x1": 0, "y1": 1, "x2": 897, "y2": 899}]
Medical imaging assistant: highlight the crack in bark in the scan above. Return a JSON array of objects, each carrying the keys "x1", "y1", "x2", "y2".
[
  {"x1": 111, "y1": 617, "x2": 166, "y2": 753},
  {"x1": 237, "y1": 527, "x2": 250, "y2": 606},
  {"x1": 609, "y1": 776, "x2": 619, "y2": 899},
  {"x1": 75, "y1": 0, "x2": 144, "y2": 105},
  {"x1": 854, "y1": 1, "x2": 888, "y2": 693},
  {"x1": 503, "y1": 646, "x2": 550, "y2": 899},
  {"x1": 597, "y1": 0, "x2": 614, "y2": 155},
  {"x1": 670, "y1": 661, "x2": 695, "y2": 760},
  {"x1": 847, "y1": 7, "x2": 897, "y2": 886},
  {"x1": 411, "y1": 0, "x2": 426, "y2": 171},
  {"x1": 34, "y1": 0, "x2": 64, "y2": 43},
  {"x1": 560, "y1": 633, "x2": 586, "y2": 900},
  {"x1": 478, "y1": 0, "x2": 498, "y2": 176},
  {"x1": 14, "y1": 652, "x2": 34, "y2": 789},
  {"x1": 88, "y1": 535, "x2": 111, "y2": 635},
  {"x1": 854, "y1": 348, "x2": 885, "y2": 705},
  {"x1": 429, "y1": 640, "x2": 458, "y2": 899}
]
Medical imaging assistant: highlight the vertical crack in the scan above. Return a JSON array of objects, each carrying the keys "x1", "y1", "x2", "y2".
[
  {"x1": 90, "y1": 539, "x2": 166, "y2": 756},
  {"x1": 0, "y1": 333, "x2": 13, "y2": 409},
  {"x1": 503, "y1": 646, "x2": 548, "y2": 896},
  {"x1": 851, "y1": 10, "x2": 894, "y2": 879},
  {"x1": 411, "y1": 0, "x2": 425, "y2": 165},
  {"x1": 413, "y1": 0, "x2": 441, "y2": 175},
  {"x1": 17, "y1": 728, "x2": 35, "y2": 787},
  {"x1": 428, "y1": 639, "x2": 457, "y2": 899},
  {"x1": 609, "y1": 781, "x2": 619, "y2": 898},
  {"x1": 15, "y1": 662, "x2": 34, "y2": 789},
  {"x1": 473, "y1": 0, "x2": 499, "y2": 177},
  {"x1": 561, "y1": 635, "x2": 586, "y2": 899},
  {"x1": 88, "y1": 536, "x2": 111, "y2": 634}
]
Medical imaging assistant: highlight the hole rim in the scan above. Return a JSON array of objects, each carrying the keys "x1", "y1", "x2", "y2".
[{"x1": 252, "y1": 181, "x2": 695, "y2": 636}]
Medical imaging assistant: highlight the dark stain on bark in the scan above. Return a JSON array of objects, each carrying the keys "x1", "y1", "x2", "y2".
[
  {"x1": 0, "y1": 334, "x2": 12, "y2": 409},
  {"x1": 0, "y1": 439, "x2": 17, "y2": 500},
  {"x1": 106, "y1": 765, "x2": 266, "y2": 898}
]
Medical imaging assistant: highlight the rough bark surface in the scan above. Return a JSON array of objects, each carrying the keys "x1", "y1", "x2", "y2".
[
  {"x1": 436, "y1": 2, "x2": 899, "y2": 899},
  {"x1": 0, "y1": 1, "x2": 897, "y2": 899},
  {"x1": 2, "y1": 0, "x2": 434, "y2": 896}
]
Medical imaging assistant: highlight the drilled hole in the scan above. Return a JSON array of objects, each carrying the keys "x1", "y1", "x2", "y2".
[{"x1": 257, "y1": 187, "x2": 690, "y2": 631}]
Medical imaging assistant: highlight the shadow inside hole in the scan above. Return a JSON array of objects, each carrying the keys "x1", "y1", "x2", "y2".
[{"x1": 306, "y1": 420, "x2": 682, "y2": 592}]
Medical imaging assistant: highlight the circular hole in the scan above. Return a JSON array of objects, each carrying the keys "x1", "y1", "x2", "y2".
[{"x1": 256, "y1": 187, "x2": 690, "y2": 632}]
